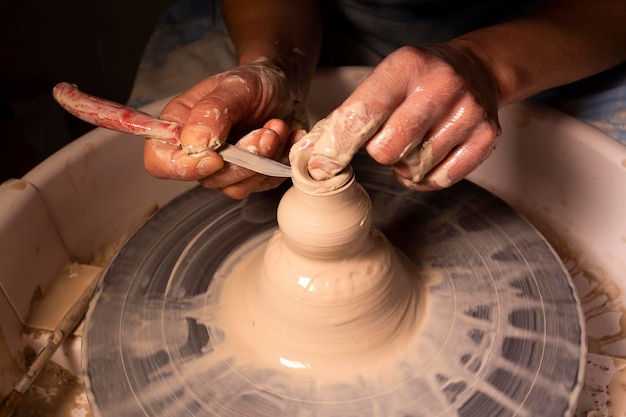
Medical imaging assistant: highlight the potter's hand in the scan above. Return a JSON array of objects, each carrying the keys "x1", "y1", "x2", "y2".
[
  {"x1": 307, "y1": 45, "x2": 500, "y2": 191},
  {"x1": 143, "y1": 61, "x2": 307, "y2": 199}
]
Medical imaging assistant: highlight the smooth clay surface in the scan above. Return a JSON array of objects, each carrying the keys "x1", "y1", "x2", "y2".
[
  {"x1": 215, "y1": 144, "x2": 428, "y2": 382},
  {"x1": 83, "y1": 153, "x2": 585, "y2": 417}
]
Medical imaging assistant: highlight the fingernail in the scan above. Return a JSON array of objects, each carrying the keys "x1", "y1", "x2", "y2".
[
  {"x1": 196, "y1": 155, "x2": 224, "y2": 176},
  {"x1": 182, "y1": 125, "x2": 222, "y2": 153},
  {"x1": 259, "y1": 129, "x2": 278, "y2": 155}
]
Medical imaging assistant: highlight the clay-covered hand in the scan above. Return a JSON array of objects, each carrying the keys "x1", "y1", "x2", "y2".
[
  {"x1": 143, "y1": 61, "x2": 307, "y2": 199},
  {"x1": 307, "y1": 44, "x2": 501, "y2": 191}
]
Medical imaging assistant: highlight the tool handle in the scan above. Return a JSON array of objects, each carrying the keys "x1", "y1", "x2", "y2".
[
  {"x1": 0, "y1": 271, "x2": 101, "y2": 417},
  {"x1": 52, "y1": 82, "x2": 181, "y2": 145},
  {"x1": 0, "y1": 391, "x2": 21, "y2": 417}
]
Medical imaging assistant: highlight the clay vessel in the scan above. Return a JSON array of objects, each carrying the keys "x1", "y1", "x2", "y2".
[{"x1": 218, "y1": 146, "x2": 426, "y2": 380}]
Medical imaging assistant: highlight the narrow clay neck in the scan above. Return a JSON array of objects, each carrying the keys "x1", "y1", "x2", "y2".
[{"x1": 278, "y1": 146, "x2": 372, "y2": 259}]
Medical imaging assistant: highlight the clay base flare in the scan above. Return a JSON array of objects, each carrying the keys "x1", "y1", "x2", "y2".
[{"x1": 215, "y1": 146, "x2": 428, "y2": 382}]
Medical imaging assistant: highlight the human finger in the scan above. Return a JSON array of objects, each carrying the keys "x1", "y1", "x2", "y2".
[
  {"x1": 395, "y1": 119, "x2": 498, "y2": 191},
  {"x1": 143, "y1": 140, "x2": 224, "y2": 181},
  {"x1": 306, "y1": 55, "x2": 411, "y2": 179},
  {"x1": 199, "y1": 120, "x2": 290, "y2": 194},
  {"x1": 390, "y1": 94, "x2": 498, "y2": 183},
  {"x1": 175, "y1": 79, "x2": 258, "y2": 154},
  {"x1": 214, "y1": 124, "x2": 304, "y2": 199},
  {"x1": 201, "y1": 121, "x2": 288, "y2": 186},
  {"x1": 361, "y1": 58, "x2": 466, "y2": 166}
]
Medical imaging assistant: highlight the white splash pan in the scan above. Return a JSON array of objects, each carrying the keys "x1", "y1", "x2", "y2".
[{"x1": 1, "y1": 67, "x2": 625, "y2": 416}]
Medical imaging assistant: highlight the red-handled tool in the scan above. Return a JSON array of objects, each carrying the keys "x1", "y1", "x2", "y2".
[{"x1": 52, "y1": 82, "x2": 292, "y2": 177}]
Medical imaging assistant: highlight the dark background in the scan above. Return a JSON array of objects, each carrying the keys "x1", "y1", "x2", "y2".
[{"x1": 0, "y1": 0, "x2": 175, "y2": 182}]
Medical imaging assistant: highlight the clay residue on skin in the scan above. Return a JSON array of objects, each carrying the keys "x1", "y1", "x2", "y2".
[
  {"x1": 308, "y1": 103, "x2": 384, "y2": 180},
  {"x1": 398, "y1": 142, "x2": 435, "y2": 184},
  {"x1": 223, "y1": 74, "x2": 247, "y2": 85}
]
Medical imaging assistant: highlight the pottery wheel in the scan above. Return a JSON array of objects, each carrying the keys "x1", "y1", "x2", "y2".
[{"x1": 82, "y1": 153, "x2": 585, "y2": 417}]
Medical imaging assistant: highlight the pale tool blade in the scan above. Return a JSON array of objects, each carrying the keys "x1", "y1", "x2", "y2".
[{"x1": 218, "y1": 144, "x2": 292, "y2": 177}]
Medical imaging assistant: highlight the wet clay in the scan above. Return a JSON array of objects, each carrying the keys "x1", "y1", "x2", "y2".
[
  {"x1": 214, "y1": 144, "x2": 427, "y2": 382},
  {"x1": 307, "y1": 105, "x2": 380, "y2": 181},
  {"x1": 523, "y1": 212, "x2": 626, "y2": 359},
  {"x1": 11, "y1": 360, "x2": 91, "y2": 417},
  {"x1": 83, "y1": 166, "x2": 586, "y2": 416},
  {"x1": 306, "y1": 110, "x2": 453, "y2": 188}
]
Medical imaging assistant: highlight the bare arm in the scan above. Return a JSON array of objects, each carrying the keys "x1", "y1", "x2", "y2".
[
  {"x1": 144, "y1": 0, "x2": 322, "y2": 199},
  {"x1": 450, "y1": 0, "x2": 626, "y2": 106},
  {"x1": 305, "y1": 0, "x2": 626, "y2": 189},
  {"x1": 222, "y1": 0, "x2": 322, "y2": 99}
]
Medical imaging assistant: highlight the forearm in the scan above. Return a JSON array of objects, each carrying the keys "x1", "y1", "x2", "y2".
[
  {"x1": 449, "y1": 0, "x2": 626, "y2": 107},
  {"x1": 222, "y1": 0, "x2": 322, "y2": 98}
]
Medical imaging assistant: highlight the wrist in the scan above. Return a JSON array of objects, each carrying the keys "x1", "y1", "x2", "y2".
[
  {"x1": 447, "y1": 37, "x2": 522, "y2": 107},
  {"x1": 222, "y1": 0, "x2": 321, "y2": 102},
  {"x1": 420, "y1": 42, "x2": 501, "y2": 117},
  {"x1": 236, "y1": 55, "x2": 310, "y2": 131},
  {"x1": 240, "y1": 50, "x2": 314, "y2": 102}
]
